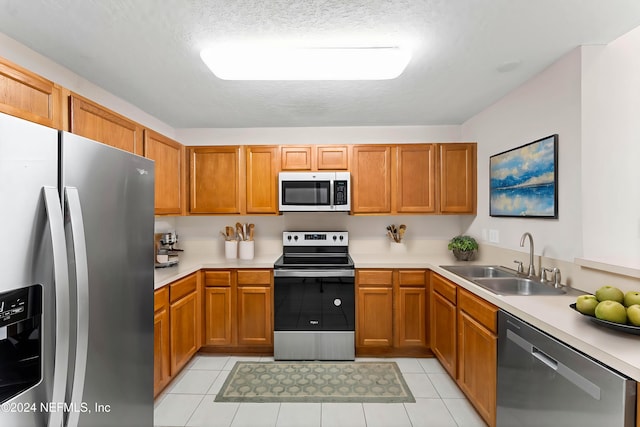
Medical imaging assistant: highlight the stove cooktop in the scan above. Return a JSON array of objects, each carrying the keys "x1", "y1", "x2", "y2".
[{"x1": 274, "y1": 231, "x2": 353, "y2": 269}]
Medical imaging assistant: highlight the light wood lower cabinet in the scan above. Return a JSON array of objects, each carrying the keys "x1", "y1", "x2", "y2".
[
  {"x1": 356, "y1": 269, "x2": 429, "y2": 355},
  {"x1": 204, "y1": 269, "x2": 273, "y2": 351},
  {"x1": 430, "y1": 272, "x2": 497, "y2": 427},
  {"x1": 153, "y1": 287, "x2": 170, "y2": 397},
  {"x1": 395, "y1": 270, "x2": 428, "y2": 349},
  {"x1": 169, "y1": 274, "x2": 201, "y2": 375},
  {"x1": 457, "y1": 288, "x2": 497, "y2": 427},
  {"x1": 430, "y1": 273, "x2": 457, "y2": 377}
]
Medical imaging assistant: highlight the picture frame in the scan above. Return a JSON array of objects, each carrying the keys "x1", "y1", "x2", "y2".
[{"x1": 489, "y1": 134, "x2": 558, "y2": 218}]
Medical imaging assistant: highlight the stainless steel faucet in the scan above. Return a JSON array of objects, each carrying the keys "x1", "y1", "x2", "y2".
[{"x1": 519, "y1": 232, "x2": 536, "y2": 277}]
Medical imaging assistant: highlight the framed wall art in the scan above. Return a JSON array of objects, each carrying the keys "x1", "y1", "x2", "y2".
[{"x1": 489, "y1": 134, "x2": 558, "y2": 218}]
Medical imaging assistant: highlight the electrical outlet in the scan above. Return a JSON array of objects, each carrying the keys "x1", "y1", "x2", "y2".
[{"x1": 489, "y1": 229, "x2": 499, "y2": 243}]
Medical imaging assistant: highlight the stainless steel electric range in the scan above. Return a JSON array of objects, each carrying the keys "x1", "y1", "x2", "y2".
[{"x1": 273, "y1": 231, "x2": 355, "y2": 361}]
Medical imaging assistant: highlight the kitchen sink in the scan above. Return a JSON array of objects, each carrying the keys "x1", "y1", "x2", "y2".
[
  {"x1": 473, "y1": 277, "x2": 566, "y2": 296},
  {"x1": 441, "y1": 265, "x2": 515, "y2": 278},
  {"x1": 440, "y1": 264, "x2": 566, "y2": 296}
]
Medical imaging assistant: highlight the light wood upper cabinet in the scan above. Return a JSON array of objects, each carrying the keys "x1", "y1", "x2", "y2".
[
  {"x1": 351, "y1": 145, "x2": 392, "y2": 214},
  {"x1": 396, "y1": 144, "x2": 437, "y2": 213},
  {"x1": 281, "y1": 146, "x2": 312, "y2": 170},
  {"x1": 144, "y1": 129, "x2": 184, "y2": 215},
  {"x1": 0, "y1": 56, "x2": 64, "y2": 129},
  {"x1": 189, "y1": 146, "x2": 243, "y2": 214},
  {"x1": 246, "y1": 146, "x2": 280, "y2": 214},
  {"x1": 438, "y1": 143, "x2": 476, "y2": 214},
  {"x1": 316, "y1": 145, "x2": 348, "y2": 170},
  {"x1": 281, "y1": 145, "x2": 349, "y2": 171},
  {"x1": 69, "y1": 93, "x2": 143, "y2": 155}
]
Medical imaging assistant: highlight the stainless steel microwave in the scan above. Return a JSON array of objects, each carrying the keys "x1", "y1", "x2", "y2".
[{"x1": 279, "y1": 172, "x2": 351, "y2": 212}]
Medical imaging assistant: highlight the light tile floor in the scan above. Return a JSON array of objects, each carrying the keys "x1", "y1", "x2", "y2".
[{"x1": 154, "y1": 355, "x2": 487, "y2": 427}]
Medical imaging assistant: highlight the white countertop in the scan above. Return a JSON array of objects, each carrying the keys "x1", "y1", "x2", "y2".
[{"x1": 155, "y1": 252, "x2": 640, "y2": 381}]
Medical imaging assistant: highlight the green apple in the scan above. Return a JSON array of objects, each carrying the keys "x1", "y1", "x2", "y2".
[
  {"x1": 575, "y1": 295, "x2": 599, "y2": 316},
  {"x1": 595, "y1": 285, "x2": 624, "y2": 303},
  {"x1": 627, "y1": 305, "x2": 640, "y2": 326},
  {"x1": 623, "y1": 291, "x2": 640, "y2": 307},
  {"x1": 595, "y1": 300, "x2": 627, "y2": 324}
]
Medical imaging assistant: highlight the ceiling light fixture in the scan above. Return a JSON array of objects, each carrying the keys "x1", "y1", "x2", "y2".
[{"x1": 200, "y1": 43, "x2": 412, "y2": 81}]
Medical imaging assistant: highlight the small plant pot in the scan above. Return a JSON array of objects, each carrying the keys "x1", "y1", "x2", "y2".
[{"x1": 453, "y1": 249, "x2": 476, "y2": 261}]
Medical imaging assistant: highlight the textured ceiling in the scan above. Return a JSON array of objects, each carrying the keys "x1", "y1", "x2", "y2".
[{"x1": 1, "y1": 0, "x2": 640, "y2": 128}]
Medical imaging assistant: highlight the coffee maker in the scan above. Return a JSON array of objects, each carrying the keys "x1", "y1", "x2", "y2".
[{"x1": 154, "y1": 232, "x2": 182, "y2": 268}]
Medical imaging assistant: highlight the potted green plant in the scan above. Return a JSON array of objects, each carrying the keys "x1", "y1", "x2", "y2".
[{"x1": 448, "y1": 235, "x2": 478, "y2": 261}]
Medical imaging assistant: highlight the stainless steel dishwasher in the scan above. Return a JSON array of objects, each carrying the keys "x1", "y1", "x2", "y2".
[{"x1": 497, "y1": 310, "x2": 636, "y2": 427}]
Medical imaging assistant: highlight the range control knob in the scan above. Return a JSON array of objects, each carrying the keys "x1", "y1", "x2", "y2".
[
  {"x1": 294, "y1": 235, "x2": 298, "y2": 241},
  {"x1": 287, "y1": 235, "x2": 292, "y2": 241},
  {"x1": 339, "y1": 235, "x2": 344, "y2": 241},
  {"x1": 333, "y1": 235, "x2": 337, "y2": 241}
]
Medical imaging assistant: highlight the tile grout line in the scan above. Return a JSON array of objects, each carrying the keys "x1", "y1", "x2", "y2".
[{"x1": 182, "y1": 393, "x2": 207, "y2": 427}]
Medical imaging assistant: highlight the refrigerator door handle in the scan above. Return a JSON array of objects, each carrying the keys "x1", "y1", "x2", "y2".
[
  {"x1": 64, "y1": 187, "x2": 89, "y2": 427},
  {"x1": 42, "y1": 187, "x2": 70, "y2": 427}
]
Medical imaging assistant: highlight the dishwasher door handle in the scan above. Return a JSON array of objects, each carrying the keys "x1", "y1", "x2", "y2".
[{"x1": 532, "y1": 347, "x2": 558, "y2": 370}]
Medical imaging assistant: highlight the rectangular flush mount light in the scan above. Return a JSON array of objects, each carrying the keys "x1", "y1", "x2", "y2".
[{"x1": 200, "y1": 43, "x2": 411, "y2": 80}]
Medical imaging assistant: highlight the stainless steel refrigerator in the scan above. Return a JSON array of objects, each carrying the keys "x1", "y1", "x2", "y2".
[{"x1": 0, "y1": 112, "x2": 154, "y2": 426}]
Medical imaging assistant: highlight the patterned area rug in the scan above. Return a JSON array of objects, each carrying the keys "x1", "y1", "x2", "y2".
[{"x1": 215, "y1": 362, "x2": 415, "y2": 403}]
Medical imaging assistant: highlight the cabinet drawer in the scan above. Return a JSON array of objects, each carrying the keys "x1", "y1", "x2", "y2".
[
  {"x1": 357, "y1": 270, "x2": 393, "y2": 286},
  {"x1": 170, "y1": 274, "x2": 197, "y2": 303},
  {"x1": 154, "y1": 287, "x2": 169, "y2": 312},
  {"x1": 431, "y1": 273, "x2": 457, "y2": 304},
  {"x1": 237, "y1": 269, "x2": 272, "y2": 286},
  {"x1": 398, "y1": 270, "x2": 426, "y2": 286},
  {"x1": 458, "y1": 288, "x2": 498, "y2": 333},
  {"x1": 205, "y1": 270, "x2": 232, "y2": 287}
]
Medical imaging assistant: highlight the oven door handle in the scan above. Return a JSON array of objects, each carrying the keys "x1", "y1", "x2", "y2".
[{"x1": 274, "y1": 269, "x2": 355, "y2": 278}]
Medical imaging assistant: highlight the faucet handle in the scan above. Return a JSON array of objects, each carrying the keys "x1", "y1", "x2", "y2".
[
  {"x1": 540, "y1": 267, "x2": 552, "y2": 283},
  {"x1": 513, "y1": 260, "x2": 524, "y2": 274}
]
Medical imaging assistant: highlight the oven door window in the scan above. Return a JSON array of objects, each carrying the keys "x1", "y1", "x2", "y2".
[
  {"x1": 274, "y1": 277, "x2": 355, "y2": 331},
  {"x1": 281, "y1": 181, "x2": 331, "y2": 206}
]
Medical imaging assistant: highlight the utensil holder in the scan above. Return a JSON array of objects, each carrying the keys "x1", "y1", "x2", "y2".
[
  {"x1": 239, "y1": 240, "x2": 254, "y2": 260},
  {"x1": 389, "y1": 241, "x2": 407, "y2": 253},
  {"x1": 225, "y1": 240, "x2": 238, "y2": 259}
]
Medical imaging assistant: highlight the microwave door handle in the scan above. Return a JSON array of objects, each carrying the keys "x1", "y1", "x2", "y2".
[
  {"x1": 42, "y1": 187, "x2": 70, "y2": 427},
  {"x1": 330, "y1": 180, "x2": 335, "y2": 209}
]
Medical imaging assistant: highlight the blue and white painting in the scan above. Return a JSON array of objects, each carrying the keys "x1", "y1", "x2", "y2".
[{"x1": 490, "y1": 135, "x2": 558, "y2": 218}]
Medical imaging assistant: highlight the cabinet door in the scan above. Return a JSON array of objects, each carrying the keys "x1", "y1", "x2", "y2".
[
  {"x1": 316, "y1": 145, "x2": 348, "y2": 170},
  {"x1": 356, "y1": 287, "x2": 393, "y2": 347},
  {"x1": 237, "y1": 286, "x2": 272, "y2": 346},
  {"x1": 351, "y1": 145, "x2": 391, "y2": 213},
  {"x1": 439, "y1": 143, "x2": 476, "y2": 213},
  {"x1": 281, "y1": 146, "x2": 312, "y2": 170},
  {"x1": 170, "y1": 291, "x2": 199, "y2": 374},
  {"x1": 189, "y1": 146, "x2": 242, "y2": 214},
  {"x1": 153, "y1": 307, "x2": 170, "y2": 397},
  {"x1": 396, "y1": 144, "x2": 436, "y2": 213},
  {"x1": 246, "y1": 146, "x2": 279, "y2": 214},
  {"x1": 144, "y1": 129, "x2": 184, "y2": 215},
  {"x1": 431, "y1": 291, "x2": 457, "y2": 377},
  {"x1": 69, "y1": 94, "x2": 143, "y2": 154},
  {"x1": 396, "y1": 286, "x2": 427, "y2": 348},
  {"x1": 457, "y1": 310, "x2": 497, "y2": 427},
  {"x1": 0, "y1": 57, "x2": 63, "y2": 129},
  {"x1": 204, "y1": 287, "x2": 233, "y2": 346}
]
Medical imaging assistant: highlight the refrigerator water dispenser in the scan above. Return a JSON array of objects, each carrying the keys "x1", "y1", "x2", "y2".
[{"x1": 0, "y1": 285, "x2": 42, "y2": 403}]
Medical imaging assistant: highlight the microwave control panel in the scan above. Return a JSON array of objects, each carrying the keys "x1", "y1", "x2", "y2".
[{"x1": 334, "y1": 181, "x2": 348, "y2": 205}]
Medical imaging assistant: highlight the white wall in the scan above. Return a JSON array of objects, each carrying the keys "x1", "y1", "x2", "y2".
[
  {"x1": 460, "y1": 48, "x2": 583, "y2": 263},
  {"x1": 176, "y1": 125, "x2": 461, "y2": 146},
  {"x1": 0, "y1": 33, "x2": 175, "y2": 137},
  {"x1": 581, "y1": 26, "x2": 640, "y2": 270}
]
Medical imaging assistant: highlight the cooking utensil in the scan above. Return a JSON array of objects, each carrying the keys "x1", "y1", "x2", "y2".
[
  {"x1": 248, "y1": 224, "x2": 255, "y2": 241},
  {"x1": 236, "y1": 222, "x2": 244, "y2": 241}
]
